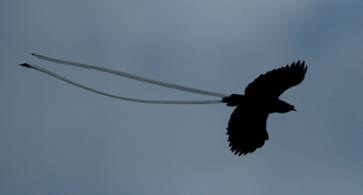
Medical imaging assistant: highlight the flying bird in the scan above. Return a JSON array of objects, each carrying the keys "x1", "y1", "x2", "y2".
[
  {"x1": 222, "y1": 61, "x2": 307, "y2": 155},
  {"x1": 21, "y1": 54, "x2": 307, "y2": 156}
]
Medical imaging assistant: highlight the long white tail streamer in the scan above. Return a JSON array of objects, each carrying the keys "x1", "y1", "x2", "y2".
[
  {"x1": 20, "y1": 63, "x2": 223, "y2": 105},
  {"x1": 32, "y1": 53, "x2": 228, "y2": 98}
]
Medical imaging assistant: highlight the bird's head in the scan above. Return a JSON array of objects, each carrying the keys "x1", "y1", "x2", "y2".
[
  {"x1": 282, "y1": 103, "x2": 296, "y2": 113},
  {"x1": 272, "y1": 100, "x2": 297, "y2": 113},
  {"x1": 288, "y1": 104, "x2": 297, "y2": 112}
]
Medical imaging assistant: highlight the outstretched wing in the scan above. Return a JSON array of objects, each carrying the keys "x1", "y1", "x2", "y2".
[
  {"x1": 227, "y1": 106, "x2": 269, "y2": 155},
  {"x1": 244, "y1": 61, "x2": 307, "y2": 98}
]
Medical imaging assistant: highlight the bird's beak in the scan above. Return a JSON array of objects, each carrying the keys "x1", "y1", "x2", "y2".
[{"x1": 293, "y1": 108, "x2": 297, "y2": 112}]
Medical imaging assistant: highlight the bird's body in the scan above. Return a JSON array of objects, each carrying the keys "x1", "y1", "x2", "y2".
[{"x1": 222, "y1": 61, "x2": 307, "y2": 155}]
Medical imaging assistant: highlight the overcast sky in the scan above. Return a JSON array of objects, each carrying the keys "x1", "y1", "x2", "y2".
[{"x1": 1, "y1": 0, "x2": 363, "y2": 194}]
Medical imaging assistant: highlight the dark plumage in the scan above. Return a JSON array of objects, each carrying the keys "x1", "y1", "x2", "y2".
[{"x1": 222, "y1": 61, "x2": 307, "y2": 155}]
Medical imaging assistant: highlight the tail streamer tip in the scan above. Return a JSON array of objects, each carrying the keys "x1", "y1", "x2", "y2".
[{"x1": 19, "y1": 63, "x2": 31, "y2": 68}]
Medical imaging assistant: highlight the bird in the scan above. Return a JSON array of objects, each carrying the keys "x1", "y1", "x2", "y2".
[
  {"x1": 222, "y1": 61, "x2": 307, "y2": 155},
  {"x1": 22, "y1": 54, "x2": 307, "y2": 156}
]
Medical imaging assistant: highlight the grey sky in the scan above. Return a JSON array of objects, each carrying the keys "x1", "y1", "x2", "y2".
[{"x1": 1, "y1": 0, "x2": 362, "y2": 194}]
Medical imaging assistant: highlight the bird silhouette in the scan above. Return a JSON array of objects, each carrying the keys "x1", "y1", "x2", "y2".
[
  {"x1": 22, "y1": 54, "x2": 307, "y2": 156},
  {"x1": 222, "y1": 61, "x2": 307, "y2": 155}
]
